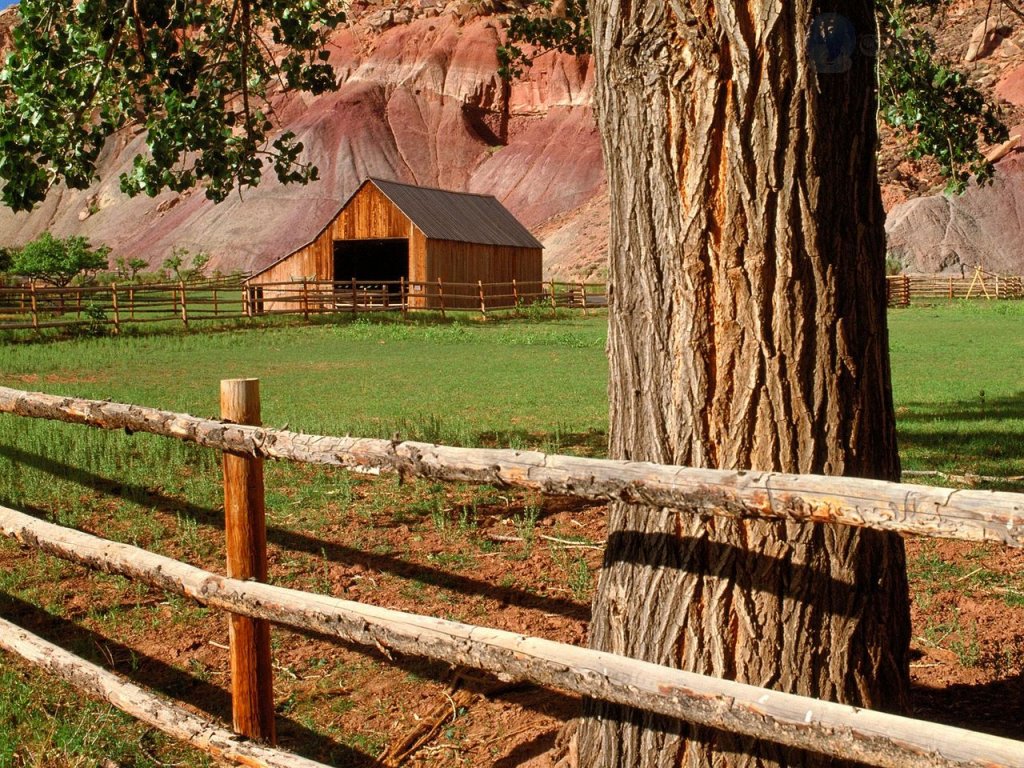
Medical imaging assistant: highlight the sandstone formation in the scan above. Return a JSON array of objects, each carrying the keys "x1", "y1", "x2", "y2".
[
  {"x1": 0, "y1": 4, "x2": 606, "y2": 280},
  {"x1": 885, "y1": 152, "x2": 1024, "y2": 274}
]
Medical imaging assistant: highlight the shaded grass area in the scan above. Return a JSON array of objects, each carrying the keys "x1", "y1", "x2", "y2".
[
  {"x1": 2, "y1": 305, "x2": 1024, "y2": 763},
  {"x1": 889, "y1": 301, "x2": 1024, "y2": 486}
]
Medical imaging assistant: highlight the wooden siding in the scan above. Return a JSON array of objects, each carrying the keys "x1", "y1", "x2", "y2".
[{"x1": 424, "y1": 240, "x2": 543, "y2": 309}]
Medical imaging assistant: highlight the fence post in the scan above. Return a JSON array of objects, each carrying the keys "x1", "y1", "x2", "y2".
[
  {"x1": 179, "y1": 280, "x2": 189, "y2": 327},
  {"x1": 400, "y1": 276, "x2": 408, "y2": 318},
  {"x1": 437, "y1": 278, "x2": 445, "y2": 319},
  {"x1": 579, "y1": 281, "x2": 588, "y2": 316},
  {"x1": 351, "y1": 278, "x2": 357, "y2": 315},
  {"x1": 549, "y1": 281, "x2": 557, "y2": 316},
  {"x1": 478, "y1": 280, "x2": 486, "y2": 318},
  {"x1": 512, "y1": 279, "x2": 519, "y2": 316},
  {"x1": 76, "y1": 288, "x2": 83, "y2": 319},
  {"x1": 111, "y1": 284, "x2": 121, "y2": 334},
  {"x1": 29, "y1": 283, "x2": 38, "y2": 331},
  {"x1": 301, "y1": 279, "x2": 309, "y2": 321},
  {"x1": 213, "y1": 287, "x2": 219, "y2": 317},
  {"x1": 220, "y1": 378, "x2": 276, "y2": 744},
  {"x1": 129, "y1": 287, "x2": 136, "y2": 321}
]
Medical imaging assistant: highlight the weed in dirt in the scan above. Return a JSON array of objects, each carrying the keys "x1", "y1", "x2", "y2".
[
  {"x1": 512, "y1": 503, "x2": 541, "y2": 558},
  {"x1": 566, "y1": 556, "x2": 594, "y2": 601}
]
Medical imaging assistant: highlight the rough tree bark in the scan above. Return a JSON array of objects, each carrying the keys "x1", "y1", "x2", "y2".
[{"x1": 572, "y1": 3, "x2": 911, "y2": 767}]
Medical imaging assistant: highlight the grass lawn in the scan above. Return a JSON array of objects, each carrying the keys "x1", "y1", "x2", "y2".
[{"x1": 0, "y1": 303, "x2": 1023, "y2": 766}]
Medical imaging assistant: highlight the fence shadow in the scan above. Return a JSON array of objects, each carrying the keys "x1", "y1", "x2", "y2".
[
  {"x1": 0, "y1": 591, "x2": 378, "y2": 767},
  {"x1": 0, "y1": 445, "x2": 591, "y2": 622}
]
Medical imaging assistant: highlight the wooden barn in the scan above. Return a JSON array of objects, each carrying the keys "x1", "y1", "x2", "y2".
[{"x1": 245, "y1": 178, "x2": 544, "y2": 311}]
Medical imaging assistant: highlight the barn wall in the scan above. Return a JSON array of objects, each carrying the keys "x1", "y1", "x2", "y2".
[{"x1": 424, "y1": 240, "x2": 543, "y2": 309}]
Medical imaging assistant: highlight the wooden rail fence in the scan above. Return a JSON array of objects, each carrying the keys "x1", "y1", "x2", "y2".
[
  {"x1": 886, "y1": 269, "x2": 1024, "y2": 307},
  {"x1": 0, "y1": 276, "x2": 245, "y2": 331},
  {"x1": 1, "y1": 383, "x2": 1023, "y2": 768},
  {"x1": 0, "y1": 278, "x2": 607, "y2": 332},
  {"x1": 244, "y1": 279, "x2": 607, "y2": 318}
]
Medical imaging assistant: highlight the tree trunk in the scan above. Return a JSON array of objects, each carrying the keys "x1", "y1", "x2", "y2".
[{"x1": 573, "y1": 3, "x2": 911, "y2": 767}]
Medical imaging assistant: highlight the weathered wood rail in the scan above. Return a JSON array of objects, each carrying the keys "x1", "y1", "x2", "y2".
[
  {"x1": 2, "y1": 503, "x2": 1023, "y2": 768},
  {"x1": 1, "y1": 385, "x2": 1021, "y2": 547},
  {"x1": 3, "y1": 382, "x2": 1024, "y2": 768},
  {"x1": 0, "y1": 615, "x2": 328, "y2": 768}
]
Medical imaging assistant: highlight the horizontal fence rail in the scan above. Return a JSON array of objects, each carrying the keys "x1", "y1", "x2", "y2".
[
  {"x1": 245, "y1": 278, "x2": 607, "y2": 318},
  {"x1": 1, "y1": 385, "x2": 1021, "y2": 547},
  {"x1": 2, "y1": 503, "x2": 1022, "y2": 768},
  {"x1": 0, "y1": 615, "x2": 328, "y2": 768}
]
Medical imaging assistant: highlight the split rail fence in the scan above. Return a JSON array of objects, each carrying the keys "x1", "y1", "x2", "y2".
[
  {"x1": 245, "y1": 279, "x2": 607, "y2": 318},
  {"x1": 0, "y1": 278, "x2": 607, "y2": 332},
  {"x1": 1, "y1": 383, "x2": 1023, "y2": 768},
  {"x1": 886, "y1": 270, "x2": 1024, "y2": 307}
]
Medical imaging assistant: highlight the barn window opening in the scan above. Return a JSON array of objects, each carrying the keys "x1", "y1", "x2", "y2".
[{"x1": 333, "y1": 238, "x2": 409, "y2": 292}]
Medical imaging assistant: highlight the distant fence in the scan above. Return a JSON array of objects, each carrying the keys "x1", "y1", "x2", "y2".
[
  {"x1": 0, "y1": 276, "x2": 245, "y2": 332},
  {"x1": 0, "y1": 278, "x2": 608, "y2": 333},
  {"x1": 245, "y1": 278, "x2": 608, "y2": 318},
  {"x1": 887, "y1": 271, "x2": 1024, "y2": 307}
]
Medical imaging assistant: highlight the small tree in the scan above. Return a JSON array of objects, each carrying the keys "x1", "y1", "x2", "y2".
[
  {"x1": 163, "y1": 248, "x2": 211, "y2": 282},
  {"x1": 10, "y1": 233, "x2": 110, "y2": 286},
  {"x1": 114, "y1": 256, "x2": 149, "y2": 282}
]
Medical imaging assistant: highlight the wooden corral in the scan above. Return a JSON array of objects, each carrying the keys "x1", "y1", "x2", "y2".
[{"x1": 245, "y1": 179, "x2": 544, "y2": 310}]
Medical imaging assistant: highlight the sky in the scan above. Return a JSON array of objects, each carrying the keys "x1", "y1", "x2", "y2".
[{"x1": 0, "y1": 1, "x2": 15, "y2": 8}]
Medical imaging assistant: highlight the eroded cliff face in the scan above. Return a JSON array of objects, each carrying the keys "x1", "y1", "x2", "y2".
[{"x1": 0, "y1": 4, "x2": 607, "y2": 280}]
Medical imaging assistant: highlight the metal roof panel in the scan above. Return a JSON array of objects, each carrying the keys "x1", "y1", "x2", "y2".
[{"x1": 369, "y1": 178, "x2": 544, "y2": 249}]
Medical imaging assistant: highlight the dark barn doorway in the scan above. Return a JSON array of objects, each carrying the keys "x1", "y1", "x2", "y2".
[{"x1": 333, "y1": 238, "x2": 409, "y2": 285}]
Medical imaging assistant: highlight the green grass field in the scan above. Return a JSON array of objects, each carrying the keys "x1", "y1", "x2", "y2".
[{"x1": 1, "y1": 303, "x2": 1024, "y2": 766}]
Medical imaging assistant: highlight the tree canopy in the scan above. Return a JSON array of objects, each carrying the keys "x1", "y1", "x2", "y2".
[
  {"x1": 0, "y1": 0, "x2": 344, "y2": 212},
  {"x1": 9, "y1": 232, "x2": 110, "y2": 285}
]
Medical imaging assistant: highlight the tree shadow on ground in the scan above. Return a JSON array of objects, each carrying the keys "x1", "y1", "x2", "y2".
[
  {"x1": 897, "y1": 392, "x2": 1024, "y2": 487},
  {"x1": 0, "y1": 445, "x2": 590, "y2": 621},
  {"x1": 910, "y1": 673, "x2": 1024, "y2": 740}
]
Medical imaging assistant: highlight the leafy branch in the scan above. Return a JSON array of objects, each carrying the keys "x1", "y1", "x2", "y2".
[{"x1": 0, "y1": 0, "x2": 345, "y2": 212}]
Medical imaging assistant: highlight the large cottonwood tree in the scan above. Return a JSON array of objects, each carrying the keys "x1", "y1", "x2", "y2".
[{"x1": 568, "y1": 3, "x2": 911, "y2": 766}]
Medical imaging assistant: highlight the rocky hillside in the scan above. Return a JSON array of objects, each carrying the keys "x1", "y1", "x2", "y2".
[
  {"x1": 882, "y1": 1, "x2": 1024, "y2": 275},
  {"x1": 0, "y1": 1, "x2": 1023, "y2": 279},
  {"x1": 0, "y1": 2, "x2": 607, "y2": 280}
]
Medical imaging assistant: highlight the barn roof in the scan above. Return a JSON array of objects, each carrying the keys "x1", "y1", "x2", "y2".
[{"x1": 366, "y1": 178, "x2": 544, "y2": 249}]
